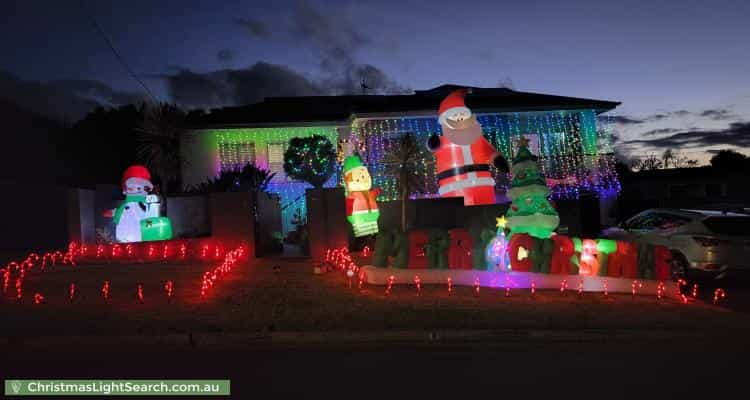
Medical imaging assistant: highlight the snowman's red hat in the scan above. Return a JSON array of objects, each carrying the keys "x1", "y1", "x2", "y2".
[
  {"x1": 438, "y1": 88, "x2": 471, "y2": 125},
  {"x1": 121, "y1": 165, "x2": 151, "y2": 187}
]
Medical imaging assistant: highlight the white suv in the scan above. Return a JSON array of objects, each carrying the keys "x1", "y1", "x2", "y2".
[{"x1": 602, "y1": 209, "x2": 750, "y2": 283}]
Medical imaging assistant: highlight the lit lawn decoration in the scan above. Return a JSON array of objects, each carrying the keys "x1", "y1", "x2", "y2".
[
  {"x1": 427, "y1": 89, "x2": 504, "y2": 206},
  {"x1": 485, "y1": 216, "x2": 509, "y2": 271},
  {"x1": 343, "y1": 154, "x2": 380, "y2": 237},
  {"x1": 506, "y1": 136, "x2": 559, "y2": 239},
  {"x1": 104, "y1": 165, "x2": 173, "y2": 243}
]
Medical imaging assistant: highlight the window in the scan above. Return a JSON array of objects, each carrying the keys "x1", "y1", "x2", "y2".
[
  {"x1": 627, "y1": 212, "x2": 691, "y2": 232},
  {"x1": 268, "y1": 143, "x2": 286, "y2": 181},
  {"x1": 704, "y1": 217, "x2": 750, "y2": 236},
  {"x1": 219, "y1": 142, "x2": 255, "y2": 172}
]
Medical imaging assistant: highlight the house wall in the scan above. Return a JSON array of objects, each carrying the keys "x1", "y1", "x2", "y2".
[{"x1": 181, "y1": 126, "x2": 342, "y2": 234}]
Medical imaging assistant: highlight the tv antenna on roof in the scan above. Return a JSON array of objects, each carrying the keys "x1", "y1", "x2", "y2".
[{"x1": 360, "y1": 76, "x2": 371, "y2": 95}]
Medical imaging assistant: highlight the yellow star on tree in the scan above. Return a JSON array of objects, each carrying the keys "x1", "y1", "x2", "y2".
[{"x1": 496, "y1": 216, "x2": 507, "y2": 228}]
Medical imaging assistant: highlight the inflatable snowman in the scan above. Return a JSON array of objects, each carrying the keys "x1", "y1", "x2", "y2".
[{"x1": 105, "y1": 165, "x2": 173, "y2": 243}]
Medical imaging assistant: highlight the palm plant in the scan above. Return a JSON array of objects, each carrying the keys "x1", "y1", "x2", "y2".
[
  {"x1": 382, "y1": 133, "x2": 426, "y2": 232},
  {"x1": 135, "y1": 103, "x2": 187, "y2": 196}
]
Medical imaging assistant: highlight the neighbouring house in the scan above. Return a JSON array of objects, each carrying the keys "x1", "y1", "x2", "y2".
[
  {"x1": 618, "y1": 167, "x2": 750, "y2": 219},
  {"x1": 181, "y1": 84, "x2": 621, "y2": 234}
]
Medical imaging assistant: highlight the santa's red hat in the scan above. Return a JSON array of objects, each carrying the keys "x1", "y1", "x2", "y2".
[
  {"x1": 438, "y1": 88, "x2": 471, "y2": 125},
  {"x1": 121, "y1": 165, "x2": 151, "y2": 187}
]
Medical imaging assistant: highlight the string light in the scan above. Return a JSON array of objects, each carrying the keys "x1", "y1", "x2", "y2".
[
  {"x1": 199, "y1": 246, "x2": 246, "y2": 299},
  {"x1": 414, "y1": 275, "x2": 421, "y2": 296},
  {"x1": 34, "y1": 293, "x2": 44, "y2": 304},
  {"x1": 657, "y1": 282, "x2": 666, "y2": 301},
  {"x1": 560, "y1": 279, "x2": 568, "y2": 295},
  {"x1": 447, "y1": 277, "x2": 453, "y2": 295},
  {"x1": 631, "y1": 280, "x2": 642, "y2": 297},
  {"x1": 165, "y1": 280, "x2": 174, "y2": 301},
  {"x1": 677, "y1": 278, "x2": 687, "y2": 296},
  {"x1": 350, "y1": 111, "x2": 619, "y2": 202},
  {"x1": 474, "y1": 278, "x2": 480, "y2": 297},
  {"x1": 692, "y1": 284, "x2": 699, "y2": 298},
  {"x1": 16, "y1": 276, "x2": 23, "y2": 302},
  {"x1": 213, "y1": 126, "x2": 340, "y2": 234},
  {"x1": 713, "y1": 288, "x2": 726, "y2": 305},
  {"x1": 346, "y1": 268, "x2": 354, "y2": 288},
  {"x1": 137, "y1": 284, "x2": 144, "y2": 303},
  {"x1": 531, "y1": 280, "x2": 536, "y2": 297},
  {"x1": 578, "y1": 280, "x2": 584, "y2": 296},
  {"x1": 102, "y1": 280, "x2": 110, "y2": 303},
  {"x1": 2, "y1": 267, "x2": 9, "y2": 294},
  {"x1": 385, "y1": 275, "x2": 394, "y2": 296},
  {"x1": 603, "y1": 280, "x2": 608, "y2": 297},
  {"x1": 69, "y1": 283, "x2": 76, "y2": 302}
]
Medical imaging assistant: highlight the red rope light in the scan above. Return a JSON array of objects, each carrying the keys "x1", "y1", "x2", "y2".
[
  {"x1": 102, "y1": 280, "x2": 110, "y2": 302},
  {"x1": 137, "y1": 284, "x2": 144, "y2": 303},
  {"x1": 713, "y1": 288, "x2": 726, "y2": 305},
  {"x1": 385, "y1": 275, "x2": 394, "y2": 296},
  {"x1": 165, "y1": 280, "x2": 173, "y2": 301}
]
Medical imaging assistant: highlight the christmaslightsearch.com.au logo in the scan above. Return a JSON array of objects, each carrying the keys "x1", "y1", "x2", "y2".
[{"x1": 4, "y1": 380, "x2": 230, "y2": 396}]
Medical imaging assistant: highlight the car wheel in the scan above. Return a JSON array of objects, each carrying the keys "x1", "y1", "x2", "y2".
[{"x1": 670, "y1": 251, "x2": 691, "y2": 282}]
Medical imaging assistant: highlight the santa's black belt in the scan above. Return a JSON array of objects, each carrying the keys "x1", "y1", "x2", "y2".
[{"x1": 436, "y1": 164, "x2": 491, "y2": 181}]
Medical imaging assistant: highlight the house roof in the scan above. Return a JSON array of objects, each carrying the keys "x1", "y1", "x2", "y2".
[{"x1": 189, "y1": 84, "x2": 620, "y2": 128}]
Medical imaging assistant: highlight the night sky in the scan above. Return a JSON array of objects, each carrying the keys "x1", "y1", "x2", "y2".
[{"x1": 1, "y1": 0, "x2": 748, "y2": 164}]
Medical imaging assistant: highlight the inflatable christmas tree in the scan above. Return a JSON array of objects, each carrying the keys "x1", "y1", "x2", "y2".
[{"x1": 506, "y1": 136, "x2": 559, "y2": 239}]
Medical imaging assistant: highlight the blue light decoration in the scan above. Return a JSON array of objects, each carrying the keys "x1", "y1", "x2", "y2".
[{"x1": 485, "y1": 216, "x2": 509, "y2": 271}]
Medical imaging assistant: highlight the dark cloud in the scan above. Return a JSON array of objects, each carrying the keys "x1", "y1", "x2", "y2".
[
  {"x1": 163, "y1": 62, "x2": 325, "y2": 109},
  {"x1": 0, "y1": 70, "x2": 144, "y2": 122},
  {"x1": 642, "y1": 127, "x2": 679, "y2": 136},
  {"x1": 645, "y1": 113, "x2": 668, "y2": 121},
  {"x1": 699, "y1": 108, "x2": 734, "y2": 120},
  {"x1": 288, "y1": 2, "x2": 407, "y2": 95},
  {"x1": 609, "y1": 115, "x2": 644, "y2": 125},
  {"x1": 624, "y1": 122, "x2": 750, "y2": 149},
  {"x1": 234, "y1": 18, "x2": 269, "y2": 38},
  {"x1": 216, "y1": 49, "x2": 234, "y2": 63},
  {"x1": 608, "y1": 108, "x2": 731, "y2": 127}
]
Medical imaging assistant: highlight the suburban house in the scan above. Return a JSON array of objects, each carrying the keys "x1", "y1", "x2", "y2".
[
  {"x1": 181, "y1": 85, "x2": 621, "y2": 233},
  {"x1": 618, "y1": 167, "x2": 750, "y2": 218}
]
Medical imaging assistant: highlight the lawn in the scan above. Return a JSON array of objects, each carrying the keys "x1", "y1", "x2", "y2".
[{"x1": 3, "y1": 254, "x2": 750, "y2": 339}]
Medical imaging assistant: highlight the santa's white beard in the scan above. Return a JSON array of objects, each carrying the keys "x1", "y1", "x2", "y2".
[{"x1": 442, "y1": 119, "x2": 483, "y2": 146}]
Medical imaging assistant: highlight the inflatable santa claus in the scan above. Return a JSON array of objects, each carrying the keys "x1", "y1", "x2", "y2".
[{"x1": 427, "y1": 89, "x2": 505, "y2": 205}]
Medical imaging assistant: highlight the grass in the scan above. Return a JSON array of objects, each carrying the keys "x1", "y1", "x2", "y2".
[{"x1": 2, "y1": 255, "x2": 750, "y2": 338}]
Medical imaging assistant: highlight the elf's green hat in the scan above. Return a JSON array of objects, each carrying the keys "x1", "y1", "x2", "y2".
[{"x1": 343, "y1": 154, "x2": 364, "y2": 174}]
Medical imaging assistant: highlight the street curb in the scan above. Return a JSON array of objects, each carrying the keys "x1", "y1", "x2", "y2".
[{"x1": 0, "y1": 329, "x2": 724, "y2": 349}]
